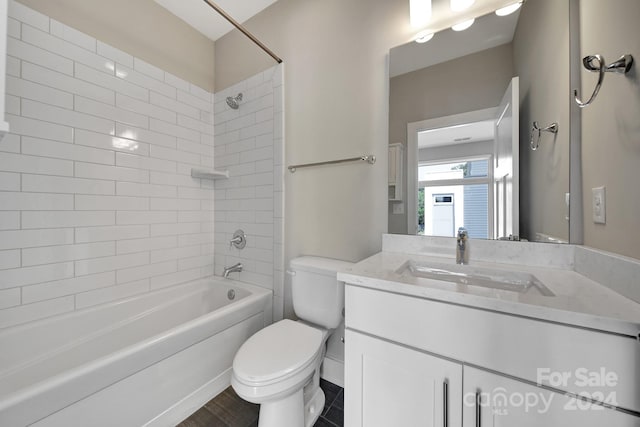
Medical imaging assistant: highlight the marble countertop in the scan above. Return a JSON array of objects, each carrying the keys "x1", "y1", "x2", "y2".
[{"x1": 338, "y1": 251, "x2": 640, "y2": 337}]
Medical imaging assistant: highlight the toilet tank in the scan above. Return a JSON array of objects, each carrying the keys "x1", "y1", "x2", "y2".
[{"x1": 289, "y1": 256, "x2": 354, "y2": 329}]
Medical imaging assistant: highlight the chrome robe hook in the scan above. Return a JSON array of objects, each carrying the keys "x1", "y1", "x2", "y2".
[
  {"x1": 574, "y1": 54, "x2": 634, "y2": 108},
  {"x1": 530, "y1": 121, "x2": 558, "y2": 151}
]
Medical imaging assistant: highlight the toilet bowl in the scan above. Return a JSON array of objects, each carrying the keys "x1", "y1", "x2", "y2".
[
  {"x1": 232, "y1": 319, "x2": 328, "y2": 427},
  {"x1": 231, "y1": 256, "x2": 353, "y2": 427}
]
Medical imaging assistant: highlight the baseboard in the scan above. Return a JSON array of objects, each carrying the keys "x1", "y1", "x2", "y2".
[
  {"x1": 321, "y1": 356, "x2": 344, "y2": 388},
  {"x1": 144, "y1": 368, "x2": 232, "y2": 427}
]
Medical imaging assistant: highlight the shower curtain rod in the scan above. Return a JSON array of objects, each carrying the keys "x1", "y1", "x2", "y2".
[{"x1": 202, "y1": 0, "x2": 283, "y2": 64}]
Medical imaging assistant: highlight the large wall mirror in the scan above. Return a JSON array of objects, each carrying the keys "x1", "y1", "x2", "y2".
[{"x1": 388, "y1": 0, "x2": 571, "y2": 244}]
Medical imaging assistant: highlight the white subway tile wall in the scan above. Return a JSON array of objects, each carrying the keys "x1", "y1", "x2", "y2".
[
  {"x1": 0, "y1": 1, "x2": 285, "y2": 329},
  {"x1": 0, "y1": 1, "x2": 251, "y2": 329},
  {"x1": 214, "y1": 64, "x2": 284, "y2": 321}
]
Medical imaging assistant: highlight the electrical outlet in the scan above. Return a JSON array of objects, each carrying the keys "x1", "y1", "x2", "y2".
[
  {"x1": 592, "y1": 186, "x2": 606, "y2": 224},
  {"x1": 392, "y1": 202, "x2": 404, "y2": 215}
]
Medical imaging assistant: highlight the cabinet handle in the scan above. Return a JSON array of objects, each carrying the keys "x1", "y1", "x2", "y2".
[
  {"x1": 475, "y1": 391, "x2": 481, "y2": 427},
  {"x1": 443, "y1": 380, "x2": 448, "y2": 427}
]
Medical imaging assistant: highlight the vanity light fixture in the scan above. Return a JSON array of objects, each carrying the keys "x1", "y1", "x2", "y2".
[
  {"x1": 495, "y1": 1, "x2": 523, "y2": 16},
  {"x1": 410, "y1": 0, "x2": 432, "y2": 28},
  {"x1": 451, "y1": 18, "x2": 475, "y2": 31},
  {"x1": 450, "y1": 0, "x2": 475, "y2": 12},
  {"x1": 414, "y1": 31, "x2": 434, "y2": 43}
]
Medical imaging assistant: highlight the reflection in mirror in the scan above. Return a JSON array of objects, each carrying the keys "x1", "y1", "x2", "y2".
[
  {"x1": 388, "y1": 0, "x2": 570, "y2": 244},
  {"x1": 418, "y1": 157, "x2": 491, "y2": 238},
  {"x1": 407, "y1": 77, "x2": 520, "y2": 240}
]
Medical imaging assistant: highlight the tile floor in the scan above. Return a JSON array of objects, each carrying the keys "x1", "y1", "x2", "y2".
[{"x1": 177, "y1": 379, "x2": 344, "y2": 427}]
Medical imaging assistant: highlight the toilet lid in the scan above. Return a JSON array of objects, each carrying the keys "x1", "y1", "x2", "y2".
[{"x1": 233, "y1": 319, "x2": 323, "y2": 384}]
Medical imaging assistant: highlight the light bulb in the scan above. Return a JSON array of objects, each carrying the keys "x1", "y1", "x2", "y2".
[
  {"x1": 415, "y1": 31, "x2": 434, "y2": 43},
  {"x1": 496, "y1": 1, "x2": 522, "y2": 16},
  {"x1": 452, "y1": 18, "x2": 475, "y2": 31},
  {"x1": 410, "y1": 0, "x2": 432, "y2": 28}
]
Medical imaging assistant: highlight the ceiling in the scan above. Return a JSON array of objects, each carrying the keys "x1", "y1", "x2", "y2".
[
  {"x1": 154, "y1": 0, "x2": 279, "y2": 41},
  {"x1": 418, "y1": 120, "x2": 495, "y2": 149}
]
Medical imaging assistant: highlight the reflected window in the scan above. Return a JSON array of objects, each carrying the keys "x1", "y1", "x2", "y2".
[{"x1": 418, "y1": 158, "x2": 490, "y2": 238}]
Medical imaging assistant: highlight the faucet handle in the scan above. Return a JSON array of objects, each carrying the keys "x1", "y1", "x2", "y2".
[
  {"x1": 229, "y1": 236, "x2": 241, "y2": 249},
  {"x1": 457, "y1": 227, "x2": 468, "y2": 238},
  {"x1": 229, "y1": 229, "x2": 246, "y2": 249}
]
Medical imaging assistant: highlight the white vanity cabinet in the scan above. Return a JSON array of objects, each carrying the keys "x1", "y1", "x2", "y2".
[
  {"x1": 463, "y1": 366, "x2": 640, "y2": 427},
  {"x1": 345, "y1": 329, "x2": 462, "y2": 427},
  {"x1": 344, "y1": 284, "x2": 640, "y2": 426}
]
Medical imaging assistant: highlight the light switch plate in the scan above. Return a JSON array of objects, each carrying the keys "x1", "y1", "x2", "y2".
[
  {"x1": 592, "y1": 186, "x2": 606, "y2": 224},
  {"x1": 392, "y1": 202, "x2": 404, "y2": 215}
]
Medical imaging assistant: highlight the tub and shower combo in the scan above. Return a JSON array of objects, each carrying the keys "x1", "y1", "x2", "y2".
[{"x1": 0, "y1": 278, "x2": 272, "y2": 426}]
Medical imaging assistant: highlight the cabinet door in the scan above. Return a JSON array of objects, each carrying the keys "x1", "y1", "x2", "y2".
[
  {"x1": 345, "y1": 330, "x2": 462, "y2": 427},
  {"x1": 388, "y1": 145, "x2": 398, "y2": 186},
  {"x1": 463, "y1": 366, "x2": 640, "y2": 427},
  {"x1": 388, "y1": 143, "x2": 404, "y2": 201}
]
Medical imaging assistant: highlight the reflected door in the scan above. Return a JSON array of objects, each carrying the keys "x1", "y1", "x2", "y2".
[{"x1": 494, "y1": 77, "x2": 519, "y2": 239}]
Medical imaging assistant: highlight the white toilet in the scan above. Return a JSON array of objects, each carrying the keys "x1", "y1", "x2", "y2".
[{"x1": 231, "y1": 256, "x2": 353, "y2": 427}]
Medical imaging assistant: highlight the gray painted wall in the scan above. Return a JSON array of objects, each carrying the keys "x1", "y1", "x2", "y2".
[
  {"x1": 214, "y1": 0, "x2": 410, "y2": 316},
  {"x1": 579, "y1": 0, "x2": 640, "y2": 259}
]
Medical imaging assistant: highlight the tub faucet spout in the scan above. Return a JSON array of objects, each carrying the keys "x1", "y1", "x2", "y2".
[{"x1": 223, "y1": 262, "x2": 243, "y2": 278}]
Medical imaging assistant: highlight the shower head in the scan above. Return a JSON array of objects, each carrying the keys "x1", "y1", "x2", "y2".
[{"x1": 226, "y1": 93, "x2": 243, "y2": 110}]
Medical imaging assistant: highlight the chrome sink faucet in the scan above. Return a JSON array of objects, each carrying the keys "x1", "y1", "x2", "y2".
[
  {"x1": 456, "y1": 227, "x2": 469, "y2": 265},
  {"x1": 223, "y1": 262, "x2": 243, "y2": 278}
]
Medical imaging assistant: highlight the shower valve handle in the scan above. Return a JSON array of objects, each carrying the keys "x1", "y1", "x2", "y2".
[{"x1": 229, "y1": 230, "x2": 247, "y2": 250}]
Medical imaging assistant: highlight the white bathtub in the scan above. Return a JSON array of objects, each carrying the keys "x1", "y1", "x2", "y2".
[{"x1": 0, "y1": 277, "x2": 272, "y2": 427}]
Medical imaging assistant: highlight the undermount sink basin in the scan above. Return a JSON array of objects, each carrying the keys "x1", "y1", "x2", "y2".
[{"x1": 396, "y1": 261, "x2": 555, "y2": 296}]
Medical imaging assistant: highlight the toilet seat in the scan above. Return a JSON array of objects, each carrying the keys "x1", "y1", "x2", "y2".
[{"x1": 233, "y1": 319, "x2": 324, "y2": 387}]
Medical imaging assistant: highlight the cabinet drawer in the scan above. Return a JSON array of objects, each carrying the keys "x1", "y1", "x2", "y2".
[{"x1": 345, "y1": 285, "x2": 640, "y2": 413}]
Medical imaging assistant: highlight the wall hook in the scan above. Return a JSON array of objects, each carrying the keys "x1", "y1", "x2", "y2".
[
  {"x1": 574, "y1": 54, "x2": 634, "y2": 108},
  {"x1": 530, "y1": 121, "x2": 558, "y2": 151}
]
